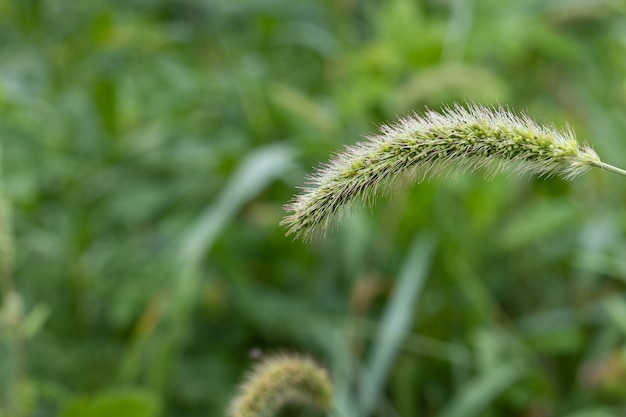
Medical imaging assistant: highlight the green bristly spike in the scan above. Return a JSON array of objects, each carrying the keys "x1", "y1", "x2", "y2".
[
  {"x1": 281, "y1": 103, "x2": 626, "y2": 240},
  {"x1": 228, "y1": 354, "x2": 333, "y2": 417}
]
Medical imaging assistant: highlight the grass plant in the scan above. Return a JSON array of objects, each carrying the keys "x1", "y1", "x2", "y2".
[{"x1": 282, "y1": 104, "x2": 626, "y2": 240}]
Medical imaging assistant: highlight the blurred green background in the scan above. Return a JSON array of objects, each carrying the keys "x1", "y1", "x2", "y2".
[{"x1": 1, "y1": 0, "x2": 626, "y2": 416}]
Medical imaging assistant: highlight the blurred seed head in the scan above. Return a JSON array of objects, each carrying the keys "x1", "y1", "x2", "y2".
[{"x1": 228, "y1": 353, "x2": 333, "y2": 417}]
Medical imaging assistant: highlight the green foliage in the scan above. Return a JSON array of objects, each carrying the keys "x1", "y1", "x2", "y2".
[
  {"x1": 0, "y1": 0, "x2": 626, "y2": 416},
  {"x1": 61, "y1": 389, "x2": 160, "y2": 417}
]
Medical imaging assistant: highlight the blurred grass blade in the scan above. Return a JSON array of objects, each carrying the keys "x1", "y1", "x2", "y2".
[
  {"x1": 327, "y1": 324, "x2": 360, "y2": 417},
  {"x1": 175, "y1": 141, "x2": 297, "y2": 317},
  {"x1": 602, "y1": 295, "x2": 626, "y2": 335},
  {"x1": 0, "y1": 142, "x2": 14, "y2": 293},
  {"x1": 174, "y1": 142, "x2": 296, "y2": 317},
  {"x1": 357, "y1": 234, "x2": 436, "y2": 416},
  {"x1": 174, "y1": 142, "x2": 296, "y2": 344},
  {"x1": 127, "y1": 144, "x2": 296, "y2": 387},
  {"x1": 60, "y1": 388, "x2": 161, "y2": 417},
  {"x1": 179, "y1": 143, "x2": 296, "y2": 267},
  {"x1": 437, "y1": 363, "x2": 525, "y2": 417},
  {"x1": 563, "y1": 408, "x2": 620, "y2": 417},
  {"x1": 0, "y1": 142, "x2": 18, "y2": 417}
]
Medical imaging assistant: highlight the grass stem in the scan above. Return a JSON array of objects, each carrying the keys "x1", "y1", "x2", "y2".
[{"x1": 593, "y1": 161, "x2": 626, "y2": 177}]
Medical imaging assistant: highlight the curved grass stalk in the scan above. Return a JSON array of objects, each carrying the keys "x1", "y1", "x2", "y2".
[
  {"x1": 282, "y1": 103, "x2": 626, "y2": 240},
  {"x1": 228, "y1": 354, "x2": 333, "y2": 417}
]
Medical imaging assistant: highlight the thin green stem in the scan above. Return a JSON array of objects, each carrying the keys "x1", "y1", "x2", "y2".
[{"x1": 593, "y1": 161, "x2": 626, "y2": 177}]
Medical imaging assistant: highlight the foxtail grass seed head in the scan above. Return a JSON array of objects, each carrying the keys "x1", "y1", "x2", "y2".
[
  {"x1": 282, "y1": 103, "x2": 625, "y2": 240},
  {"x1": 228, "y1": 354, "x2": 333, "y2": 417}
]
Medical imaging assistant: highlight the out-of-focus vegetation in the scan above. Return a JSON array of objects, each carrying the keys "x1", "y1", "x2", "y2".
[{"x1": 0, "y1": 0, "x2": 625, "y2": 416}]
